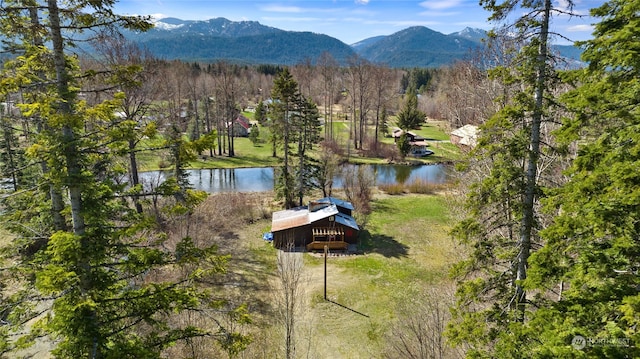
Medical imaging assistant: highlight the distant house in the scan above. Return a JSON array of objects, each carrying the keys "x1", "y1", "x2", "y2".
[
  {"x1": 271, "y1": 197, "x2": 359, "y2": 251},
  {"x1": 230, "y1": 114, "x2": 251, "y2": 137},
  {"x1": 392, "y1": 128, "x2": 430, "y2": 154},
  {"x1": 450, "y1": 124, "x2": 478, "y2": 150}
]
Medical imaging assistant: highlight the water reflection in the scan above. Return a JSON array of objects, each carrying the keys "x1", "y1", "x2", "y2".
[
  {"x1": 371, "y1": 164, "x2": 447, "y2": 185},
  {"x1": 140, "y1": 164, "x2": 448, "y2": 193}
]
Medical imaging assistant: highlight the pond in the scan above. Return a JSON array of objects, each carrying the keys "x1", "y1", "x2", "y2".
[{"x1": 140, "y1": 164, "x2": 450, "y2": 193}]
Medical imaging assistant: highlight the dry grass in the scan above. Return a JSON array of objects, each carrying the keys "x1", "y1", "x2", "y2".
[
  {"x1": 1, "y1": 190, "x2": 460, "y2": 358},
  {"x1": 379, "y1": 179, "x2": 448, "y2": 195}
]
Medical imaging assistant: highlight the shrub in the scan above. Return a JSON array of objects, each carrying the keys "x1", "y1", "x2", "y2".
[
  {"x1": 379, "y1": 183, "x2": 405, "y2": 195},
  {"x1": 406, "y1": 179, "x2": 437, "y2": 194}
]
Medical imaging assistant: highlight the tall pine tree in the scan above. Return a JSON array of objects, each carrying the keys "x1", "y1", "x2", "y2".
[
  {"x1": 525, "y1": 0, "x2": 640, "y2": 356},
  {"x1": 271, "y1": 68, "x2": 300, "y2": 209},
  {"x1": 292, "y1": 96, "x2": 322, "y2": 206},
  {"x1": 396, "y1": 86, "x2": 426, "y2": 131},
  {"x1": 270, "y1": 68, "x2": 322, "y2": 208},
  {"x1": 446, "y1": 0, "x2": 572, "y2": 356},
  {"x1": 0, "y1": 1, "x2": 246, "y2": 357}
]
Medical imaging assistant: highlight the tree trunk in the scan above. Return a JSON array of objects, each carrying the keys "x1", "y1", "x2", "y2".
[
  {"x1": 192, "y1": 96, "x2": 199, "y2": 140},
  {"x1": 129, "y1": 139, "x2": 143, "y2": 214},
  {"x1": 48, "y1": 0, "x2": 85, "y2": 236},
  {"x1": 515, "y1": 0, "x2": 550, "y2": 321},
  {"x1": 28, "y1": 6, "x2": 67, "y2": 231},
  {"x1": 204, "y1": 96, "x2": 213, "y2": 157}
]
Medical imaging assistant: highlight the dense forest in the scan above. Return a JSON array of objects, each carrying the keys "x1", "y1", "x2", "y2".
[{"x1": 0, "y1": 0, "x2": 639, "y2": 358}]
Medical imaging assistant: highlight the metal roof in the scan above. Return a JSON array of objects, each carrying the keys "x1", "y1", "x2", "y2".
[
  {"x1": 451, "y1": 125, "x2": 479, "y2": 146},
  {"x1": 271, "y1": 204, "x2": 339, "y2": 232},
  {"x1": 316, "y1": 196, "x2": 355, "y2": 211},
  {"x1": 334, "y1": 212, "x2": 359, "y2": 231}
]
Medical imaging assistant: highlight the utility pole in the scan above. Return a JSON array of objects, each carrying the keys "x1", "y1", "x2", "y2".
[{"x1": 324, "y1": 245, "x2": 328, "y2": 300}]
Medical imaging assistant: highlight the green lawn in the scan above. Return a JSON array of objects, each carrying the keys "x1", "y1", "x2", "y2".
[
  {"x1": 135, "y1": 117, "x2": 461, "y2": 170},
  {"x1": 290, "y1": 193, "x2": 459, "y2": 357}
]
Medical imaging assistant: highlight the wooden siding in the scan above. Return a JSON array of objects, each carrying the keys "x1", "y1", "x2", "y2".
[{"x1": 273, "y1": 218, "x2": 358, "y2": 249}]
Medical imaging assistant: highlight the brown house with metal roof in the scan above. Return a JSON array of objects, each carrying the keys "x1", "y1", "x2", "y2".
[
  {"x1": 392, "y1": 128, "x2": 430, "y2": 153},
  {"x1": 271, "y1": 197, "x2": 359, "y2": 250}
]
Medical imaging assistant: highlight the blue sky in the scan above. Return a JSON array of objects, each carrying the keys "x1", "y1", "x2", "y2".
[{"x1": 114, "y1": 0, "x2": 604, "y2": 45}]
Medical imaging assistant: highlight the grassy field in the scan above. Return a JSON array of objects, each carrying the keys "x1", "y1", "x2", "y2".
[
  {"x1": 214, "y1": 191, "x2": 464, "y2": 358},
  {"x1": 136, "y1": 129, "x2": 282, "y2": 171},
  {"x1": 136, "y1": 116, "x2": 461, "y2": 171}
]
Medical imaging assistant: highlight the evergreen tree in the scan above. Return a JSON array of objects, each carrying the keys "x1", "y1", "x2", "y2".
[
  {"x1": 524, "y1": 0, "x2": 640, "y2": 356},
  {"x1": 0, "y1": 111, "x2": 25, "y2": 191},
  {"x1": 254, "y1": 100, "x2": 267, "y2": 125},
  {"x1": 165, "y1": 124, "x2": 195, "y2": 203},
  {"x1": 396, "y1": 87, "x2": 425, "y2": 131},
  {"x1": 292, "y1": 97, "x2": 322, "y2": 206},
  {"x1": 0, "y1": 1, "x2": 247, "y2": 357},
  {"x1": 249, "y1": 123, "x2": 260, "y2": 145},
  {"x1": 271, "y1": 68, "x2": 299, "y2": 208},
  {"x1": 446, "y1": 0, "x2": 571, "y2": 356},
  {"x1": 396, "y1": 133, "x2": 411, "y2": 158},
  {"x1": 270, "y1": 68, "x2": 322, "y2": 208}
]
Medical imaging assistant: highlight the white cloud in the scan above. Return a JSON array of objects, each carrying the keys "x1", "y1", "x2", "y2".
[
  {"x1": 557, "y1": 0, "x2": 606, "y2": 17},
  {"x1": 566, "y1": 24, "x2": 593, "y2": 32},
  {"x1": 262, "y1": 16, "x2": 326, "y2": 23},
  {"x1": 261, "y1": 4, "x2": 342, "y2": 14},
  {"x1": 557, "y1": 0, "x2": 573, "y2": 11},
  {"x1": 149, "y1": 13, "x2": 167, "y2": 20},
  {"x1": 356, "y1": 18, "x2": 441, "y2": 28},
  {"x1": 419, "y1": 0, "x2": 463, "y2": 11},
  {"x1": 355, "y1": 0, "x2": 370, "y2": 4}
]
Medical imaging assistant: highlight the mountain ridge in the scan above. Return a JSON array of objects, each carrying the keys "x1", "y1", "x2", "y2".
[
  {"x1": 352, "y1": 26, "x2": 482, "y2": 67},
  {"x1": 121, "y1": 17, "x2": 582, "y2": 67}
]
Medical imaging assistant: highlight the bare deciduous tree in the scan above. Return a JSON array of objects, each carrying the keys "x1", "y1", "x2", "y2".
[
  {"x1": 341, "y1": 165, "x2": 375, "y2": 222},
  {"x1": 346, "y1": 55, "x2": 373, "y2": 150},
  {"x1": 317, "y1": 52, "x2": 339, "y2": 140},
  {"x1": 384, "y1": 286, "x2": 464, "y2": 359},
  {"x1": 275, "y1": 243, "x2": 305, "y2": 359}
]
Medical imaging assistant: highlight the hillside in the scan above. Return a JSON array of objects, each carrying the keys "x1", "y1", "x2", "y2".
[
  {"x1": 123, "y1": 17, "x2": 356, "y2": 65},
  {"x1": 120, "y1": 17, "x2": 583, "y2": 67},
  {"x1": 352, "y1": 26, "x2": 481, "y2": 67},
  {"x1": 135, "y1": 31, "x2": 356, "y2": 65}
]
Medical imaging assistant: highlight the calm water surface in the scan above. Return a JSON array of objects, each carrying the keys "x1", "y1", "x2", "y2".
[{"x1": 141, "y1": 164, "x2": 449, "y2": 193}]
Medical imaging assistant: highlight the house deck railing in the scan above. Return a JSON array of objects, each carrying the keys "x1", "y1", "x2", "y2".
[{"x1": 307, "y1": 227, "x2": 347, "y2": 251}]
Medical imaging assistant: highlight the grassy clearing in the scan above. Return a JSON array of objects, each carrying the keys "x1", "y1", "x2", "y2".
[
  {"x1": 301, "y1": 194, "x2": 457, "y2": 357},
  {"x1": 137, "y1": 128, "x2": 283, "y2": 170},
  {"x1": 225, "y1": 192, "x2": 460, "y2": 358},
  {"x1": 415, "y1": 120, "x2": 453, "y2": 141},
  {"x1": 136, "y1": 116, "x2": 461, "y2": 170},
  {"x1": 0, "y1": 189, "x2": 460, "y2": 358}
]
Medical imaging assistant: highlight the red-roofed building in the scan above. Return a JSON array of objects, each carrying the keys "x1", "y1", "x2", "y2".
[{"x1": 230, "y1": 114, "x2": 251, "y2": 137}]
